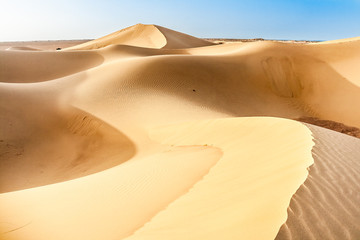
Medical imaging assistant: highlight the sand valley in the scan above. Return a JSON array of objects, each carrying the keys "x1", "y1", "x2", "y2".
[{"x1": 1, "y1": 23, "x2": 359, "y2": 240}]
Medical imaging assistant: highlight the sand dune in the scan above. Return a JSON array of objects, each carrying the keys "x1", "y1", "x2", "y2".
[
  {"x1": 276, "y1": 124, "x2": 360, "y2": 240},
  {"x1": 125, "y1": 118, "x2": 313, "y2": 240},
  {"x1": 65, "y1": 24, "x2": 214, "y2": 50},
  {"x1": 0, "y1": 86, "x2": 136, "y2": 192},
  {"x1": 0, "y1": 50, "x2": 103, "y2": 83},
  {"x1": 315, "y1": 36, "x2": 360, "y2": 45},
  {"x1": 0, "y1": 118, "x2": 313, "y2": 240},
  {"x1": 0, "y1": 24, "x2": 359, "y2": 239},
  {"x1": 70, "y1": 39, "x2": 360, "y2": 128}
]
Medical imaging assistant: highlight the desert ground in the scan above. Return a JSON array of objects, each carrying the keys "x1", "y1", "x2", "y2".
[{"x1": 0, "y1": 23, "x2": 359, "y2": 240}]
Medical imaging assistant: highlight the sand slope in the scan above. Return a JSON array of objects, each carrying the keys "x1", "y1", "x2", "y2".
[
  {"x1": 0, "y1": 118, "x2": 313, "y2": 240},
  {"x1": 65, "y1": 24, "x2": 215, "y2": 50},
  {"x1": 0, "y1": 50, "x2": 103, "y2": 83},
  {"x1": 125, "y1": 118, "x2": 313, "y2": 240},
  {"x1": 0, "y1": 24, "x2": 359, "y2": 239},
  {"x1": 276, "y1": 124, "x2": 360, "y2": 240},
  {"x1": 0, "y1": 83, "x2": 136, "y2": 192},
  {"x1": 69, "y1": 39, "x2": 360, "y2": 128}
]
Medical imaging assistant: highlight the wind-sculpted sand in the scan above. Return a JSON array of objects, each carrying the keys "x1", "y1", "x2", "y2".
[
  {"x1": 276, "y1": 124, "x2": 360, "y2": 240},
  {"x1": 0, "y1": 23, "x2": 359, "y2": 239}
]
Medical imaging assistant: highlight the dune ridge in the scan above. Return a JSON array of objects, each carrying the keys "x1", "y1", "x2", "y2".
[
  {"x1": 276, "y1": 124, "x2": 360, "y2": 240},
  {"x1": 65, "y1": 24, "x2": 215, "y2": 50},
  {"x1": 1, "y1": 24, "x2": 359, "y2": 239},
  {"x1": 0, "y1": 145, "x2": 223, "y2": 239},
  {"x1": 69, "y1": 38, "x2": 360, "y2": 128},
  {"x1": 0, "y1": 118, "x2": 313, "y2": 240},
  {"x1": 0, "y1": 104, "x2": 136, "y2": 193},
  {"x1": 124, "y1": 118, "x2": 314, "y2": 240}
]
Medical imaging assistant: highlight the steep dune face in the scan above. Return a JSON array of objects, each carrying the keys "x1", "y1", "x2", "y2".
[
  {"x1": 310, "y1": 37, "x2": 360, "y2": 88},
  {"x1": 276, "y1": 124, "x2": 360, "y2": 240},
  {"x1": 66, "y1": 23, "x2": 215, "y2": 50},
  {"x1": 126, "y1": 118, "x2": 313, "y2": 240},
  {"x1": 66, "y1": 24, "x2": 167, "y2": 50},
  {"x1": 0, "y1": 25, "x2": 360, "y2": 239},
  {"x1": 155, "y1": 25, "x2": 216, "y2": 49},
  {"x1": 295, "y1": 39, "x2": 360, "y2": 128},
  {"x1": 69, "y1": 40, "x2": 360, "y2": 129},
  {"x1": 0, "y1": 118, "x2": 313, "y2": 240},
  {"x1": 0, "y1": 81, "x2": 136, "y2": 193},
  {"x1": 257, "y1": 41, "x2": 360, "y2": 127}
]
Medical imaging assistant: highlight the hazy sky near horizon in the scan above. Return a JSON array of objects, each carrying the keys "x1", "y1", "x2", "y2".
[{"x1": 0, "y1": 0, "x2": 359, "y2": 41}]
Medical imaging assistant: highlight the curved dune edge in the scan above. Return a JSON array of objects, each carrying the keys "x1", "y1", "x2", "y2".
[
  {"x1": 2, "y1": 24, "x2": 360, "y2": 240},
  {"x1": 70, "y1": 37, "x2": 360, "y2": 129},
  {"x1": 65, "y1": 24, "x2": 167, "y2": 50},
  {"x1": 124, "y1": 117, "x2": 314, "y2": 240},
  {"x1": 65, "y1": 24, "x2": 214, "y2": 51},
  {"x1": 276, "y1": 124, "x2": 360, "y2": 239},
  {"x1": 0, "y1": 144, "x2": 222, "y2": 239},
  {"x1": 0, "y1": 106, "x2": 137, "y2": 193},
  {"x1": 155, "y1": 25, "x2": 215, "y2": 49},
  {"x1": 2, "y1": 30, "x2": 360, "y2": 128},
  {"x1": 0, "y1": 117, "x2": 313, "y2": 240}
]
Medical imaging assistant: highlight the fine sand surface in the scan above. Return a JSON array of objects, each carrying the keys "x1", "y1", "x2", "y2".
[
  {"x1": 0, "y1": 23, "x2": 359, "y2": 239},
  {"x1": 276, "y1": 124, "x2": 360, "y2": 240}
]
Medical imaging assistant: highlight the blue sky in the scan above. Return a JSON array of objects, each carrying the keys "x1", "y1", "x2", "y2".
[{"x1": 0, "y1": 0, "x2": 359, "y2": 41}]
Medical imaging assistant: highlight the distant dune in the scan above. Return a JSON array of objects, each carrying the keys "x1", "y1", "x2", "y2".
[
  {"x1": 65, "y1": 24, "x2": 215, "y2": 50},
  {"x1": 0, "y1": 40, "x2": 89, "y2": 51},
  {"x1": 0, "y1": 24, "x2": 359, "y2": 240}
]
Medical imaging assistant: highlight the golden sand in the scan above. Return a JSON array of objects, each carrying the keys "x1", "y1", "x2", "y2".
[{"x1": 1, "y1": 24, "x2": 359, "y2": 239}]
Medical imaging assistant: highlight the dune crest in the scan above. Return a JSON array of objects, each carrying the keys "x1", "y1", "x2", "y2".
[
  {"x1": 0, "y1": 118, "x2": 313, "y2": 240},
  {"x1": 65, "y1": 23, "x2": 215, "y2": 50},
  {"x1": 276, "y1": 124, "x2": 360, "y2": 240},
  {"x1": 1, "y1": 24, "x2": 360, "y2": 239},
  {"x1": 125, "y1": 118, "x2": 314, "y2": 240}
]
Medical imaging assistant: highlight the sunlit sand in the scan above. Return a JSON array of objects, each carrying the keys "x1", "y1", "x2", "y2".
[{"x1": 1, "y1": 24, "x2": 359, "y2": 239}]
